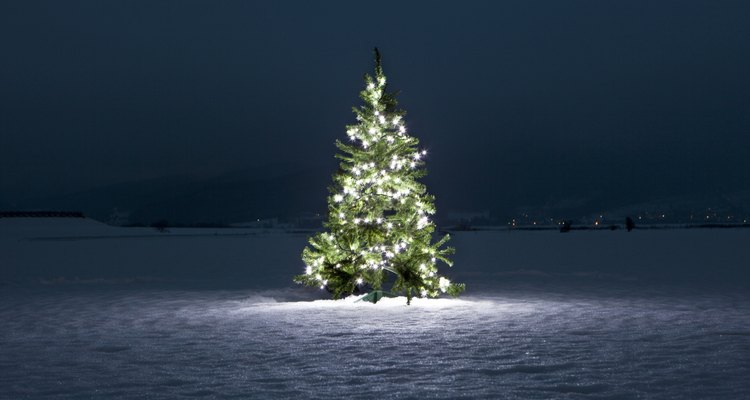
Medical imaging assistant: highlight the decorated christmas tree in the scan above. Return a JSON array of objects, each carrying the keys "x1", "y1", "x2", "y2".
[{"x1": 295, "y1": 49, "x2": 464, "y2": 304}]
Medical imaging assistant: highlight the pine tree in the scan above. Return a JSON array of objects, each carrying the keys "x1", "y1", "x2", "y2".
[{"x1": 295, "y1": 48, "x2": 464, "y2": 304}]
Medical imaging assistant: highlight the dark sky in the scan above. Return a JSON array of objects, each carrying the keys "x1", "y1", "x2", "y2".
[{"x1": 2, "y1": 1, "x2": 749, "y2": 214}]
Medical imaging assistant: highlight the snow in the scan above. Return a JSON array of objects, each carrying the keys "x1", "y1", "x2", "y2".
[{"x1": 1, "y1": 218, "x2": 750, "y2": 398}]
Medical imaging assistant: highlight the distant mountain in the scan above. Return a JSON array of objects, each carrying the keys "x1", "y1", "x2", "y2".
[
  {"x1": 20, "y1": 163, "x2": 333, "y2": 225},
  {"x1": 9, "y1": 162, "x2": 749, "y2": 227}
]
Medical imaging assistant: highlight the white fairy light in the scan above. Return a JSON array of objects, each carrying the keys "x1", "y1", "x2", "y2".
[
  {"x1": 356, "y1": 278, "x2": 363, "y2": 285},
  {"x1": 334, "y1": 194, "x2": 344, "y2": 203},
  {"x1": 305, "y1": 266, "x2": 312, "y2": 275},
  {"x1": 439, "y1": 277, "x2": 451, "y2": 293},
  {"x1": 367, "y1": 83, "x2": 374, "y2": 90}
]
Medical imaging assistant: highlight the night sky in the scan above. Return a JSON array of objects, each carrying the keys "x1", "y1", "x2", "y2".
[{"x1": 2, "y1": 1, "x2": 749, "y2": 219}]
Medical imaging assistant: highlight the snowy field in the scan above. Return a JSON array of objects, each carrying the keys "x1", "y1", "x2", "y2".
[{"x1": 1, "y1": 218, "x2": 749, "y2": 398}]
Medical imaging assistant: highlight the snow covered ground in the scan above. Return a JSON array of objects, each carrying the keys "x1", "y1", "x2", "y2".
[{"x1": 1, "y1": 218, "x2": 749, "y2": 398}]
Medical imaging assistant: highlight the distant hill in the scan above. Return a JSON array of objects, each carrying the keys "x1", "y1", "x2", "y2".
[
  {"x1": 9, "y1": 162, "x2": 749, "y2": 227},
  {"x1": 19, "y1": 163, "x2": 333, "y2": 225}
]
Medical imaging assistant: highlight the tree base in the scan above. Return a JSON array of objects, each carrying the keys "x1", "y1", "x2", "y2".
[{"x1": 356, "y1": 290, "x2": 396, "y2": 304}]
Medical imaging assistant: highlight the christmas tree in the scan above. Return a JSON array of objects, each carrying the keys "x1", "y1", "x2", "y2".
[{"x1": 295, "y1": 48, "x2": 464, "y2": 304}]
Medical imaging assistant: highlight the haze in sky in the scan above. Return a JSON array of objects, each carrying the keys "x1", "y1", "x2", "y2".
[{"x1": 2, "y1": 1, "x2": 749, "y2": 219}]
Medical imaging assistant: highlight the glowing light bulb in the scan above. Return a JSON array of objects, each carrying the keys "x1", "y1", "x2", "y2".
[
  {"x1": 305, "y1": 266, "x2": 312, "y2": 275},
  {"x1": 334, "y1": 194, "x2": 344, "y2": 202},
  {"x1": 439, "y1": 277, "x2": 451, "y2": 293},
  {"x1": 356, "y1": 278, "x2": 363, "y2": 285},
  {"x1": 367, "y1": 83, "x2": 374, "y2": 90}
]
